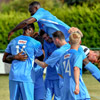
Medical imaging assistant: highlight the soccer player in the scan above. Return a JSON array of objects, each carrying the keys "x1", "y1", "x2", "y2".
[
  {"x1": 40, "y1": 30, "x2": 61, "y2": 100},
  {"x1": 34, "y1": 64, "x2": 45, "y2": 100},
  {"x1": 7, "y1": 0, "x2": 100, "y2": 94},
  {"x1": 39, "y1": 30, "x2": 100, "y2": 83},
  {"x1": 81, "y1": 45, "x2": 100, "y2": 63},
  {"x1": 35, "y1": 30, "x2": 100, "y2": 88},
  {"x1": 33, "y1": 33, "x2": 45, "y2": 100},
  {"x1": 35, "y1": 31, "x2": 72, "y2": 100},
  {"x1": 8, "y1": 1, "x2": 75, "y2": 42},
  {"x1": 58, "y1": 32, "x2": 90, "y2": 100},
  {"x1": 2, "y1": 23, "x2": 43, "y2": 100}
]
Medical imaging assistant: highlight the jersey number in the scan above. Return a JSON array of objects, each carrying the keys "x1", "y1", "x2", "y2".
[
  {"x1": 16, "y1": 45, "x2": 26, "y2": 54},
  {"x1": 63, "y1": 59, "x2": 71, "y2": 76}
]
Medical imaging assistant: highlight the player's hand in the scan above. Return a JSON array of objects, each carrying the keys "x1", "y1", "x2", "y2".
[
  {"x1": 14, "y1": 52, "x2": 28, "y2": 61},
  {"x1": 68, "y1": 27, "x2": 83, "y2": 37},
  {"x1": 32, "y1": 32, "x2": 39, "y2": 38},
  {"x1": 35, "y1": 59, "x2": 38, "y2": 63},
  {"x1": 8, "y1": 31, "x2": 14, "y2": 40},
  {"x1": 74, "y1": 85, "x2": 79, "y2": 95}
]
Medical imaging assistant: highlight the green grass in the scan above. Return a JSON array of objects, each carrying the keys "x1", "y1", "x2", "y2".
[
  {"x1": 83, "y1": 74, "x2": 100, "y2": 100},
  {"x1": 0, "y1": 75, "x2": 9, "y2": 100},
  {"x1": 0, "y1": 74, "x2": 100, "y2": 100}
]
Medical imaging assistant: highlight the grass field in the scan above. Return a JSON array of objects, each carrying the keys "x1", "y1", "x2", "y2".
[{"x1": 0, "y1": 74, "x2": 100, "y2": 100}]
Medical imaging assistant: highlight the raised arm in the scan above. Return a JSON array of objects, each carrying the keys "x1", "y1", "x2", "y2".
[{"x1": 8, "y1": 17, "x2": 36, "y2": 40}]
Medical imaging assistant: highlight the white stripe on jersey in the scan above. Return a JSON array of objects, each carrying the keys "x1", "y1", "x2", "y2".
[{"x1": 40, "y1": 19, "x2": 58, "y2": 24}]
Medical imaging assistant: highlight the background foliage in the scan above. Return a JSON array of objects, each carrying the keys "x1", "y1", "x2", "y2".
[{"x1": 0, "y1": 0, "x2": 100, "y2": 50}]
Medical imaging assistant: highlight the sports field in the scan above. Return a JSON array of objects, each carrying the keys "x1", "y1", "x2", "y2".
[{"x1": 0, "y1": 73, "x2": 100, "y2": 100}]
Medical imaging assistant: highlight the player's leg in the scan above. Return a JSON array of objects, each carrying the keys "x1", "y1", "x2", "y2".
[
  {"x1": 53, "y1": 79, "x2": 61, "y2": 100},
  {"x1": 34, "y1": 86, "x2": 45, "y2": 100},
  {"x1": 9, "y1": 80, "x2": 20, "y2": 100},
  {"x1": 19, "y1": 82, "x2": 34, "y2": 100},
  {"x1": 34, "y1": 72, "x2": 45, "y2": 100},
  {"x1": 45, "y1": 79, "x2": 54, "y2": 100}
]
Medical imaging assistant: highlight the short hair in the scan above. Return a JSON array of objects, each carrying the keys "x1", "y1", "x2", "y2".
[
  {"x1": 71, "y1": 31, "x2": 83, "y2": 38},
  {"x1": 23, "y1": 23, "x2": 35, "y2": 30},
  {"x1": 39, "y1": 30, "x2": 46, "y2": 37},
  {"x1": 69, "y1": 32, "x2": 81, "y2": 45},
  {"x1": 52, "y1": 31, "x2": 65, "y2": 40},
  {"x1": 29, "y1": 1, "x2": 41, "y2": 7},
  {"x1": 34, "y1": 35, "x2": 44, "y2": 48}
]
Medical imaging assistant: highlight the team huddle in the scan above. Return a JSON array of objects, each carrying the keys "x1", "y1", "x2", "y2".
[{"x1": 2, "y1": 1, "x2": 100, "y2": 100}]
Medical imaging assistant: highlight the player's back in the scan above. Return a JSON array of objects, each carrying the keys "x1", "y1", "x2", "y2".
[
  {"x1": 6, "y1": 35, "x2": 42, "y2": 83},
  {"x1": 60, "y1": 49, "x2": 90, "y2": 100},
  {"x1": 33, "y1": 8, "x2": 70, "y2": 41}
]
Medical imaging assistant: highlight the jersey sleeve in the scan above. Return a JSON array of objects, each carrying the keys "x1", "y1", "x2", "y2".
[
  {"x1": 57, "y1": 58, "x2": 64, "y2": 77},
  {"x1": 45, "y1": 49, "x2": 61, "y2": 67},
  {"x1": 31, "y1": 8, "x2": 44, "y2": 21},
  {"x1": 43, "y1": 41, "x2": 49, "y2": 61},
  {"x1": 34, "y1": 64, "x2": 44, "y2": 79},
  {"x1": 74, "y1": 54, "x2": 83, "y2": 69},
  {"x1": 78, "y1": 46, "x2": 87, "y2": 60},
  {"x1": 5, "y1": 40, "x2": 14, "y2": 54},
  {"x1": 34, "y1": 42, "x2": 43, "y2": 57}
]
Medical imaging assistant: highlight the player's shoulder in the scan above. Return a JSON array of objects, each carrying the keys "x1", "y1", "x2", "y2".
[
  {"x1": 68, "y1": 49, "x2": 82, "y2": 58},
  {"x1": 34, "y1": 8, "x2": 48, "y2": 15},
  {"x1": 16, "y1": 35, "x2": 41, "y2": 46},
  {"x1": 30, "y1": 38, "x2": 41, "y2": 48},
  {"x1": 74, "y1": 51, "x2": 83, "y2": 62},
  {"x1": 38, "y1": 8, "x2": 46, "y2": 12}
]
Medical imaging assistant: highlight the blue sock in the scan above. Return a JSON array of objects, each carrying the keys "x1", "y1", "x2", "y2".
[{"x1": 84, "y1": 62, "x2": 100, "y2": 82}]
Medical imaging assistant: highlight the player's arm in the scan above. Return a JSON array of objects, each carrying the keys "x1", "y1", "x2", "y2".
[
  {"x1": 2, "y1": 52, "x2": 28, "y2": 64},
  {"x1": 83, "y1": 58, "x2": 100, "y2": 82},
  {"x1": 2, "y1": 52, "x2": 13, "y2": 64},
  {"x1": 8, "y1": 17, "x2": 36, "y2": 40},
  {"x1": 58, "y1": 74, "x2": 63, "y2": 78},
  {"x1": 68, "y1": 27, "x2": 83, "y2": 37},
  {"x1": 35, "y1": 59, "x2": 48, "y2": 68},
  {"x1": 36, "y1": 52, "x2": 44, "y2": 61},
  {"x1": 74, "y1": 66, "x2": 80, "y2": 95}
]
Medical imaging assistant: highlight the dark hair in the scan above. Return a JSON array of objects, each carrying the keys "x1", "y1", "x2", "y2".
[
  {"x1": 39, "y1": 30, "x2": 46, "y2": 37},
  {"x1": 23, "y1": 23, "x2": 35, "y2": 30},
  {"x1": 34, "y1": 35, "x2": 44, "y2": 48},
  {"x1": 52, "y1": 31, "x2": 65, "y2": 40},
  {"x1": 29, "y1": 1, "x2": 41, "y2": 7}
]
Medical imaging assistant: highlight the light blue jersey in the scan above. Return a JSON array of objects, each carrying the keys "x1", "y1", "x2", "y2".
[
  {"x1": 45, "y1": 43, "x2": 70, "y2": 80},
  {"x1": 45, "y1": 44, "x2": 86, "y2": 79},
  {"x1": 44, "y1": 43, "x2": 70, "y2": 100},
  {"x1": 45, "y1": 43, "x2": 70, "y2": 68},
  {"x1": 45, "y1": 44, "x2": 86, "y2": 67},
  {"x1": 44, "y1": 41, "x2": 57, "y2": 80},
  {"x1": 32, "y1": 8, "x2": 70, "y2": 42},
  {"x1": 43, "y1": 40, "x2": 57, "y2": 61},
  {"x1": 58, "y1": 49, "x2": 90, "y2": 100},
  {"x1": 34, "y1": 63, "x2": 44, "y2": 88},
  {"x1": 34, "y1": 63, "x2": 45, "y2": 100},
  {"x1": 5, "y1": 35, "x2": 43, "y2": 83}
]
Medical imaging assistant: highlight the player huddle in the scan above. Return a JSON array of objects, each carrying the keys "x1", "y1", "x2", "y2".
[{"x1": 2, "y1": 1, "x2": 100, "y2": 100}]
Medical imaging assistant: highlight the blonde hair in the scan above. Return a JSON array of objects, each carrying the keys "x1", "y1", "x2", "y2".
[{"x1": 69, "y1": 32, "x2": 81, "y2": 45}]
